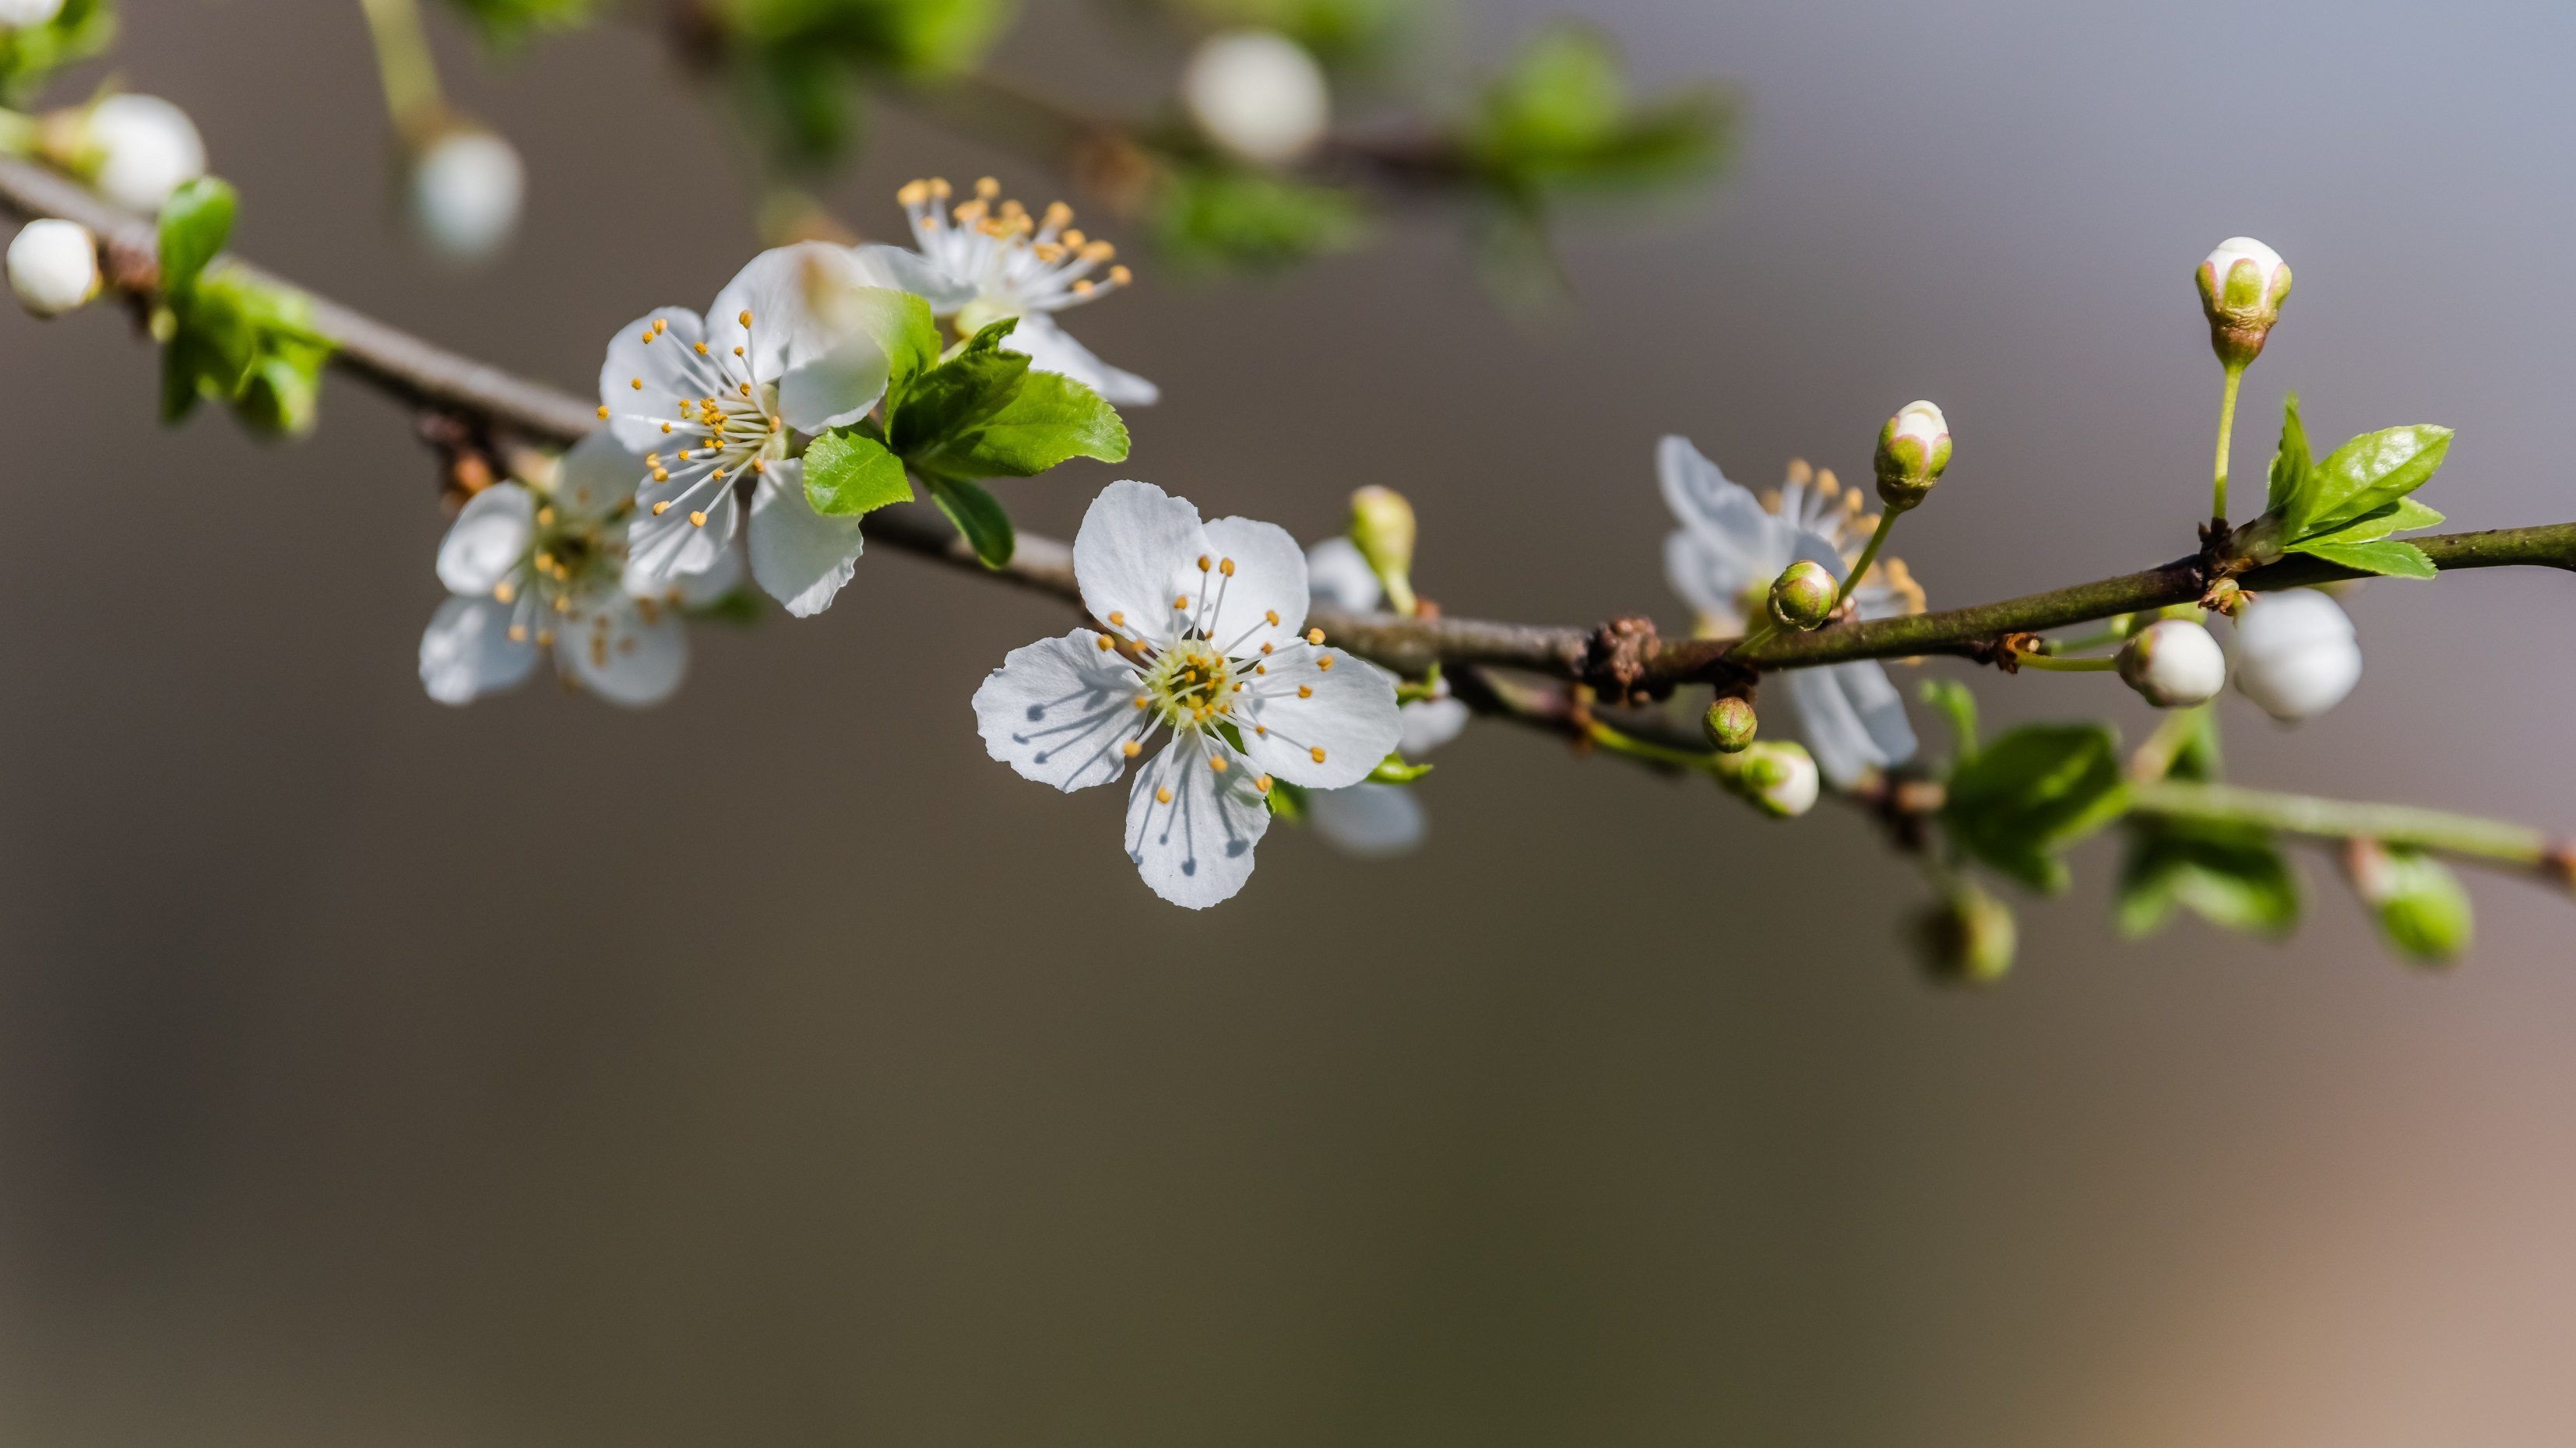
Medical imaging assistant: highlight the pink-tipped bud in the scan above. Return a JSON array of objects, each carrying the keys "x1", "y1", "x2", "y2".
[
  {"x1": 1872, "y1": 400, "x2": 1951, "y2": 511},
  {"x1": 2195, "y1": 236, "x2": 2292, "y2": 367}
]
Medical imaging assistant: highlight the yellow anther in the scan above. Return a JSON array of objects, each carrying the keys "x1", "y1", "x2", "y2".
[
  {"x1": 652, "y1": 501, "x2": 671, "y2": 515},
  {"x1": 928, "y1": 177, "x2": 952, "y2": 199},
  {"x1": 738, "y1": 383, "x2": 752, "y2": 398},
  {"x1": 1297, "y1": 685, "x2": 1314, "y2": 698},
  {"x1": 660, "y1": 422, "x2": 673, "y2": 434},
  {"x1": 688, "y1": 510, "x2": 708, "y2": 527},
  {"x1": 536, "y1": 507, "x2": 556, "y2": 525},
  {"x1": 1219, "y1": 557, "x2": 1235, "y2": 577},
  {"x1": 1061, "y1": 229, "x2": 1086, "y2": 248},
  {"x1": 1316, "y1": 656, "x2": 1334, "y2": 671},
  {"x1": 1197, "y1": 554, "x2": 1211, "y2": 572},
  {"x1": 1255, "y1": 775, "x2": 1273, "y2": 794},
  {"x1": 1209, "y1": 755, "x2": 1229, "y2": 773},
  {"x1": 508, "y1": 625, "x2": 527, "y2": 642},
  {"x1": 1107, "y1": 611, "x2": 1124, "y2": 626},
  {"x1": 630, "y1": 378, "x2": 642, "y2": 391},
  {"x1": 738, "y1": 310, "x2": 752, "y2": 326},
  {"x1": 596, "y1": 405, "x2": 610, "y2": 420},
  {"x1": 695, "y1": 341, "x2": 709, "y2": 356},
  {"x1": 975, "y1": 176, "x2": 1000, "y2": 199},
  {"x1": 492, "y1": 582, "x2": 515, "y2": 603},
  {"x1": 1264, "y1": 609, "x2": 1279, "y2": 626},
  {"x1": 1096, "y1": 636, "x2": 1113, "y2": 652},
  {"x1": 1073, "y1": 280, "x2": 1095, "y2": 297},
  {"x1": 1310, "y1": 746, "x2": 1328, "y2": 764},
  {"x1": 1034, "y1": 243, "x2": 1067, "y2": 264},
  {"x1": 653, "y1": 469, "x2": 670, "y2": 482},
  {"x1": 733, "y1": 346, "x2": 745, "y2": 358},
  {"x1": 1134, "y1": 697, "x2": 1150, "y2": 708},
  {"x1": 1122, "y1": 740, "x2": 1142, "y2": 757},
  {"x1": 1082, "y1": 241, "x2": 1116, "y2": 262},
  {"x1": 535, "y1": 630, "x2": 554, "y2": 648},
  {"x1": 897, "y1": 181, "x2": 929, "y2": 207},
  {"x1": 1786, "y1": 458, "x2": 1813, "y2": 485},
  {"x1": 1174, "y1": 595, "x2": 1189, "y2": 610},
  {"x1": 1306, "y1": 628, "x2": 1325, "y2": 645},
  {"x1": 640, "y1": 328, "x2": 655, "y2": 343},
  {"x1": 1155, "y1": 786, "x2": 1174, "y2": 805},
  {"x1": 654, "y1": 318, "x2": 668, "y2": 335},
  {"x1": 1253, "y1": 664, "x2": 1266, "y2": 675},
  {"x1": 751, "y1": 459, "x2": 766, "y2": 475},
  {"x1": 1109, "y1": 265, "x2": 1132, "y2": 286},
  {"x1": 1043, "y1": 201, "x2": 1072, "y2": 228},
  {"x1": 1260, "y1": 642, "x2": 1274, "y2": 655}
]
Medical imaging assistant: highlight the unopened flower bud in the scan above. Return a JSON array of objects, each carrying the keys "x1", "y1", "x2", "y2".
[
  {"x1": 1730, "y1": 740, "x2": 1819, "y2": 818},
  {"x1": 1702, "y1": 694, "x2": 1757, "y2": 753},
  {"x1": 0, "y1": 0, "x2": 66, "y2": 26},
  {"x1": 2117, "y1": 618, "x2": 2227, "y2": 708},
  {"x1": 1767, "y1": 559, "x2": 1838, "y2": 631},
  {"x1": 7, "y1": 218, "x2": 99, "y2": 318},
  {"x1": 2194, "y1": 236, "x2": 2292, "y2": 368},
  {"x1": 1346, "y1": 484, "x2": 1416, "y2": 614},
  {"x1": 1872, "y1": 400, "x2": 1950, "y2": 511},
  {"x1": 2232, "y1": 589, "x2": 2360, "y2": 722},
  {"x1": 2345, "y1": 842, "x2": 2472, "y2": 967},
  {"x1": 406, "y1": 125, "x2": 526, "y2": 265},
  {"x1": 47, "y1": 93, "x2": 208, "y2": 214},
  {"x1": 1913, "y1": 885, "x2": 2015, "y2": 986},
  {"x1": 1181, "y1": 30, "x2": 1331, "y2": 166}
]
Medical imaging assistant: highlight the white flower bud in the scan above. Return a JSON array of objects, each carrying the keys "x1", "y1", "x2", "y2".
[
  {"x1": 2232, "y1": 589, "x2": 2360, "y2": 722},
  {"x1": 2117, "y1": 618, "x2": 2227, "y2": 708},
  {"x1": 1768, "y1": 559, "x2": 1838, "y2": 631},
  {"x1": 1346, "y1": 484, "x2": 1416, "y2": 616},
  {"x1": 407, "y1": 128, "x2": 526, "y2": 265},
  {"x1": 1732, "y1": 740, "x2": 1819, "y2": 819},
  {"x1": 2195, "y1": 236, "x2": 2292, "y2": 367},
  {"x1": 0, "y1": 0, "x2": 66, "y2": 26},
  {"x1": 1181, "y1": 30, "x2": 1330, "y2": 166},
  {"x1": 1913, "y1": 884, "x2": 2015, "y2": 986},
  {"x1": 1872, "y1": 399, "x2": 1951, "y2": 511},
  {"x1": 7, "y1": 218, "x2": 100, "y2": 318},
  {"x1": 82, "y1": 94, "x2": 208, "y2": 214}
]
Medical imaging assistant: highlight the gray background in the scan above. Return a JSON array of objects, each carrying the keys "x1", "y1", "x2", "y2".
[{"x1": 5, "y1": 1, "x2": 2575, "y2": 1443}]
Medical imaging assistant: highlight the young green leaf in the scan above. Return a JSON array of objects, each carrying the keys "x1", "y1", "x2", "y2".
[
  {"x1": 924, "y1": 371, "x2": 1129, "y2": 479},
  {"x1": 1918, "y1": 678, "x2": 1980, "y2": 765},
  {"x1": 2265, "y1": 392, "x2": 2310, "y2": 514},
  {"x1": 802, "y1": 427, "x2": 914, "y2": 517},
  {"x1": 1367, "y1": 754, "x2": 1434, "y2": 785},
  {"x1": 831, "y1": 286, "x2": 941, "y2": 392},
  {"x1": 2289, "y1": 424, "x2": 2452, "y2": 537},
  {"x1": 1940, "y1": 723, "x2": 2131, "y2": 892},
  {"x1": 2286, "y1": 536, "x2": 2436, "y2": 579},
  {"x1": 2294, "y1": 494, "x2": 2445, "y2": 548},
  {"x1": 157, "y1": 177, "x2": 237, "y2": 297},
  {"x1": 2359, "y1": 849, "x2": 2472, "y2": 966},
  {"x1": 926, "y1": 475, "x2": 1014, "y2": 568},
  {"x1": 2115, "y1": 828, "x2": 2300, "y2": 939},
  {"x1": 886, "y1": 320, "x2": 1028, "y2": 457},
  {"x1": 1153, "y1": 164, "x2": 1368, "y2": 272}
]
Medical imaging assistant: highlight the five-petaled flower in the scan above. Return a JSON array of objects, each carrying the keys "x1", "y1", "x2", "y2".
[
  {"x1": 420, "y1": 431, "x2": 735, "y2": 708},
  {"x1": 599, "y1": 241, "x2": 949, "y2": 617},
  {"x1": 897, "y1": 176, "x2": 1160, "y2": 406},
  {"x1": 1659, "y1": 435, "x2": 1925, "y2": 788},
  {"x1": 974, "y1": 481, "x2": 1402, "y2": 907}
]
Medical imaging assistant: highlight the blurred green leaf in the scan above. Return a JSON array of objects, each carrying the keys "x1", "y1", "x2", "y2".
[
  {"x1": 2355, "y1": 848, "x2": 2473, "y2": 966},
  {"x1": 157, "y1": 177, "x2": 236, "y2": 296},
  {"x1": 803, "y1": 426, "x2": 913, "y2": 515},
  {"x1": 0, "y1": 0, "x2": 114, "y2": 106},
  {"x1": 926, "y1": 474, "x2": 1013, "y2": 567},
  {"x1": 1153, "y1": 163, "x2": 1367, "y2": 272},
  {"x1": 2116, "y1": 829, "x2": 2300, "y2": 939},
  {"x1": 1156, "y1": 0, "x2": 1413, "y2": 68},
  {"x1": 159, "y1": 265, "x2": 336, "y2": 438},
  {"x1": 442, "y1": 0, "x2": 602, "y2": 46},
  {"x1": 1940, "y1": 723, "x2": 2131, "y2": 892},
  {"x1": 1464, "y1": 23, "x2": 1733, "y2": 198},
  {"x1": 1919, "y1": 678, "x2": 1980, "y2": 765},
  {"x1": 713, "y1": 0, "x2": 1017, "y2": 163},
  {"x1": 1367, "y1": 754, "x2": 1431, "y2": 784}
]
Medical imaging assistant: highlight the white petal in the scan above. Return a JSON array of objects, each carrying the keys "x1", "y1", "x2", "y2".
[
  {"x1": 776, "y1": 332, "x2": 892, "y2": 434},
  {"x1": 1074, "y1": 480, "x2": 1209, "y2": 634},
  {"x1": 551, "y1": 429, "x2": 642, "y2": 524},
  {"x1": 552, "y1": 592, "x2": 687, "y2": 708},
  {"x1": 1784, "y1": 661, "x2": 1915, "y2": 787},
  {"x1": 1398, "y1": 695, "x2": 1471, "y2": 757},
  {"x1": 1240, "y1": 647, "x2": 1402, "y2": 789},
  {"x1": 627, "y1": 487, "x2": 739, "y2": 591},
  {"x1": 436, "y1": 483, "x2": 534, "y2": 596},
  {"x1": 1659, "y1": 435, "x2": 1779, "y2": 545},
  {"x1": 1125, "y1": 733, "x2": 1269, "y2": 909},
  {"x1": 706, "y1": 243, "x2": 869, "y2": 385},
  {"x1": 637, "y1": 532, "x2": 744, "y2": 607},
  {"x1": 1664, "y1": 528, "x2": 1759, "y2": 630},
  {"x1": 1307, "y1": 783, "x2": 1428, "y2": 859},
  {"x1": 1199, "y1": 515, "x2": 1307, "y2": 652},
  {"x1": 598, "y1": 307, "x2": 708, "y2": 453},
  {"x1": 419, "y1": 596, "x2": 537, "y2": 705},
  {"x1": 747, "y1": 459, "x2": 864, "y2": 617},
  {"x1": 846, "y1": 243, "x2": 977, "y2": 311},
  {"x1": 1008, "y1": 313, "x2": 1160, "y2": 406},
  {"x1": 1304, "y1": 536, "x2": 1382, "y2": 613},
  {"x1": 973, "y1": 629, "x2": 1152, "y2": 793}
]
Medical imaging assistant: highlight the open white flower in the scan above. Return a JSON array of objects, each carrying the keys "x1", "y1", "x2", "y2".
[
  {"x1": 420, "y1": 431, "x2": 726, "y2": 708},
  {"x1": 896, "y1": 176, "x2": 1159, "y2": 406},
  {"x1": 600, "y1": 241, "x2": 937, "y2": 617},
  {"x1": 1299, "y1": 536, "x2": 1468, "y2": 856},
  {"x1": 1659, "y1": 435, "x2": 1924, "y2": 787},
  {"x1": 974, "y1": 481, "x2": 1402, "y2": 907}
]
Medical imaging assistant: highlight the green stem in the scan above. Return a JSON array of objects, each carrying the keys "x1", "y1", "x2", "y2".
[
  {"x1": 2212, "y1": 360, "x2": 2244, "y2": 525},
  {"x1": 1832, "y1": 508, "x2": 1899, "y2": 615},
  {"x1": 2132, "y1": 778, "x2": 2567, "y2": 884},
  {"x1": 1585, "y1": 720, "x2": 1719, "y2": 775},
  {"x1": 2015, "y1": 653, "x2": 2118, "y2": 673},
  {"x1": 2041, "y1": 621, "x2": 2136, "y2": 655},
  {"x1": 358, "y1": 0, "x2": 445, "y2": 142}
]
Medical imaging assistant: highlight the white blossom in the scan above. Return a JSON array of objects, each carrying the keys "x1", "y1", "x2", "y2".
[
  {"x1": 2233, "y1": 589, "x2": 2360, "y2": 722},
  {"x1": 1659, "y1": 435, "x2": 1923, "y2": 786},
  {"x1": 1181, "y1": 30, "x2": 1331, "y2": 166},
  {"x1": 2117, "y1": 617, "x2": 2227, "y2": 708},
  {"x1": 974, "y1": 481, "x2": 1402, "y2": 907},
  {"x1": 420, "y1": 431, "x2": 725, "y2": 708},
  {"x1": 408, "y1": 128, "x2": 524, "y2": 265},
  {"x1": 896, "y1": 176, "x2": 1157, "y2": 406},
  {"x1": 82, "y1": 94, "x2": 207, "y2": 214},
  {"x1": 0, "y1": 0, "x2": 65, "y2": 29},
  {"x1": 8, "y1": 218, "x2": 98, "y2": 317},
  {"x1": 599, "y1": 242, "x2": 936, "y2": 617}
]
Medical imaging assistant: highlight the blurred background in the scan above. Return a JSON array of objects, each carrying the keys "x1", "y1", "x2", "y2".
[{"x1": 7, "y1": 1, "x2": 2576, "y2": 1443}]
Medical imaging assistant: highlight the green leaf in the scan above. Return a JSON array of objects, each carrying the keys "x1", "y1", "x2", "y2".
[
  {"x1": 1466, "y1": 23, "x2": 1733, "y2": 196},
  {"x1": 442, "y1": 0, "x2": 604, "y2": 45},
  {"x1": 2115, "y1": 828, "x2": 2300, "y2": 939},
  {"x1": 1367, "y1": 754, "x2": 1434, "y2": 784},
  {"x1": 892, "y1": 322, "x2": 1128, "y2": 481},
  {"x1": 157, "y1": 267, "x2": 336, "y2": 438},
  {"x1": 1153, "y1": 164, "x2": 1367, "y2": 272},
  {"x1": 926, "y1": 475, "x2": 1014, "y2": 568},
  {"x1": 1940, "y1": 723, "x2": 2131, "y2": 892},
  {"x1": 1265, "y1": 778, "x2": 1310, "y2": 821},
  {"x1": 2265, "y1": 392, "x2": 2310, "y2": 515},
  {"x1": 0, "y1": 0, "x2": 115, "y2": 105},
  {"x1": 2357, "y1": 849, "x2": 2472, "y2": 966},
  {"x1": 2289, "y1": 424, "x2": 2453, "y2": 537},
  {"x1": 1918, "y1": 678, "x2": 1980, "y2": 765},
  {"x1": 832, "y1": 286, "x2": 941, "y2": 390},
  {"x1": 157, "y1": 177, "x2": 237, "y2": 296},
  {"x1": 886, "y1": 319, "x2": 1027, "y2": 456},
  {"x1": 801, "y1": 426, "x2": 914, "y2": 516},
  {"x1": 2296, "y1": 494, "x2": 2445, "y2": 547},
  {"x1": 2286, "y1": 536, "x2": 2437, "y2": 579}
]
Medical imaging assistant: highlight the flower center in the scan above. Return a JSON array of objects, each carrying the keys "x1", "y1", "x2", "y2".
[{"x1": 1143, "y1": 638, "x2": 1237, "y2": 732}]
